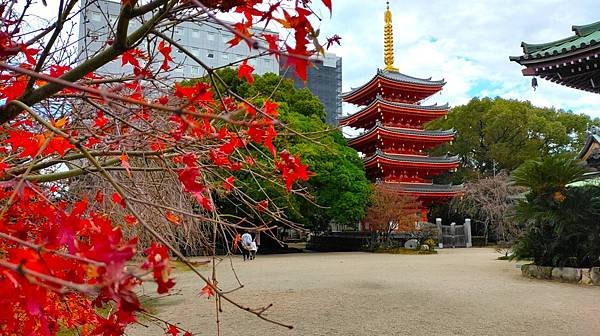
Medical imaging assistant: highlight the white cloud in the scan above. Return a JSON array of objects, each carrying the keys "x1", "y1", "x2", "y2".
[{"x1": 320, "y1": 0, "x2": 600, "y2": 117}]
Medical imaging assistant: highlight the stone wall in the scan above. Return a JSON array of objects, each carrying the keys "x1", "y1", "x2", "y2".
[{"x1": 521, "y1": 264, "x2": 600, "y2": 286}]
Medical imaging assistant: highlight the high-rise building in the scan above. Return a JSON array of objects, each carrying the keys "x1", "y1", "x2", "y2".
[
  {"x1": 78, "y1": 0, "x2": 279, "y2": 77},
  {"x1": 281, "y1": 53, "x2": 342, "y2": 126}
]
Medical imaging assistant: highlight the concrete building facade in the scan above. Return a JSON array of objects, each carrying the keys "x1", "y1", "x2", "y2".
[
  {"x1": 281, "y1": 53, "x2": 343, "y2": 126},
  {"x1": 78, "y1": 0, "x2": 279, "y2": 77}
]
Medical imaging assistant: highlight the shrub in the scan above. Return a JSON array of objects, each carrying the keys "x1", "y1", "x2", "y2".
[{"x1": 511, "y1": 156, "x2": 600, "y2": 268}]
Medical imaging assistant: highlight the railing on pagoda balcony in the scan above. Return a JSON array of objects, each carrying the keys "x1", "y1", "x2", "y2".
[
  {"x1": 382, "y1": 148, "x2": 427, "y2": 156},
  {"x1": 382, "y1": 121, "x2": 423, "y2": 129},
  {"x1": 384, "y1": 177, "x2": 431, "y2": 184}
]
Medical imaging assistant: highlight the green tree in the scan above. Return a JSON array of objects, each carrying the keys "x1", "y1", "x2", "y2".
[
  {"x1": 427, "y1": 97, "x2": 598, "y2": 181},
  {"x1": 208, "y1": 69, "x2": 370, "y2": 231}
]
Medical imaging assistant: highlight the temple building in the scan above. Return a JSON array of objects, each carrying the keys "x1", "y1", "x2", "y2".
[
  {"x1": 339, "y1": 2, "x2": 462, "y2": 222},
  {"x1": 511, "y1": 21, "x2": 600, "y2": 177},
  {"x1": 509, "y1": 21, "x2": 600, "y2": 93}
]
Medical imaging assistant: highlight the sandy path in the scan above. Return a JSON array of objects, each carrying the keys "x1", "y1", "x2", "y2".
[{"x1": 129, "y1": 248, "x2": 600, "y2": 336}]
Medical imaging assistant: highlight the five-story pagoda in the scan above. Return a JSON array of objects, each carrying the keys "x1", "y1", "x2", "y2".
[{"x1": 339, "y1": 1, "x2": 462, "y2": 222}]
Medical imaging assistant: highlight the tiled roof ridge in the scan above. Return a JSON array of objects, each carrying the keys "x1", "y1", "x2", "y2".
[
  {"x1": 367, "y1": 151, "x2": 460, "y2": 163},
  {"x1": 341, "y1": 69, "x2": 446, "y2": 98},
  {"x1": 510, "y1": 20, "x2": 600, "y2": 61},
  {"x1": 379, "y1": 182, "x2": 465, "y2": 192},
  {"x1": 349, "y1": 124, "x2": 454, "y2": 140}
]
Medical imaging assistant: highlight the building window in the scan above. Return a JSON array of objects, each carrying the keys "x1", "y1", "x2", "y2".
[
  {"x1": 207, "y1": 33, "x2": 215, "y2": 41},
  {"x1": 264, "y1": 59, "x2": 271, "y2": 67},
  {"x1": 91, "y1": 12, "x2": 102, "y2": 22},
  {"x1": 207, "y1": 52, "x2": 215, "y2": 59},
  {"x1": 174, "y1": 27, "x2": 183, "y2": 36},
  {"x1": 191, "y1": 29, "x2": 200, "y2": 38}
]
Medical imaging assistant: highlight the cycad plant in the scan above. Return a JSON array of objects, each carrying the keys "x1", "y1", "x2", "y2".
[{"x1": 511, "y1": 155, "x2": 600, "y2": 267}]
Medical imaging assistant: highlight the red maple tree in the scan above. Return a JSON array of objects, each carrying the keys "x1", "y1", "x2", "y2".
[{"x1": 0, "y1": 0, "x2": 336, "y2": 334}]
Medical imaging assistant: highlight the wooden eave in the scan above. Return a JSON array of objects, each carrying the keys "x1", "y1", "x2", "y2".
[
  {"x1": 339, "y1": 99, "x2": 449, "y2": 128},
  {"x1": 348, "y1": 126, "x2": 454, "y2": 147},
  {"x1": 342, "y1": 75, "x2": 444, "y2": 106}
]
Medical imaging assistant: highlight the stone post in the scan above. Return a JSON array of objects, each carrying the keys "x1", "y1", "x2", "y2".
[
  {"x1": 450, "y1": 222, "x2": 456, "y2": 248},
  {"x1": 436, "y1": 218, "x2": 443, "y2": 249},
  {"x1": 465, "y1": 218, "x2": 472, "y2": 248}
]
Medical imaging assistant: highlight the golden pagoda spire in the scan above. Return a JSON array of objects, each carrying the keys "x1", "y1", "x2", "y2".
[{"x1": 384, "y1": 1, "x2": 398, "y2": 72}]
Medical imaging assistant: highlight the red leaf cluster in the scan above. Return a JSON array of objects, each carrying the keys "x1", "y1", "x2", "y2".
[
  {"x1": 0, "y1": 0, "x2": 334, "y2": 333},
  {"x1": 0, "y1": 185, "x2": 142, "y2": 335},
  {"x1": 142, "y1": 243, "x2": 175, "y2": 294},
  {"x1": 238, "y1": 59, "x2": 255, "y2": 84},
  {"x1": 276, "y1": 150, "x2": 310, "y2": 191}
]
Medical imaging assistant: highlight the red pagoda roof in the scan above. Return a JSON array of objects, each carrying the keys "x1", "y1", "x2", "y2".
[
  {"x1": 338, "y1": 95, "x2": 449, "y2": 128},
  {"x1": 348, "y1": 124, "x2": 455, "y2": 147},
  {"x1": 342, "y1": 69, "x2": 445, "y2": 106},
  {"x1": 364, "y1": 151, "x2": 460, "y2": 169},
  {"x1": 380, "y1": 182, "x2": 464, "y2": 197}
]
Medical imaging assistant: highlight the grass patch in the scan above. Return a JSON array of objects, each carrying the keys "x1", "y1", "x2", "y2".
[{"x1": 373, "y1": 247, "x2": 437, "y2": 255}]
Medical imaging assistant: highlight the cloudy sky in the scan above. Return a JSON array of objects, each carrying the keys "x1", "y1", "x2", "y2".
[
  {"x1": 313, "y1": 0, "x2": 600, "y2": 118},
  {"x1": 28, "y1": 0, "x2": 600, "y2": 118}
]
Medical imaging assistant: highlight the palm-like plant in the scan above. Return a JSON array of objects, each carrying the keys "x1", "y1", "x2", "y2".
[
  {"x1": 511, "y1": 155, "x2": 587, "y2": 194},
  {"x1": 511, "y1": 155, "x2": 600, "y2": 267}
]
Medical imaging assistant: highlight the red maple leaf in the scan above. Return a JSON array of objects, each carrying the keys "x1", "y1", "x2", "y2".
[
  {"x1": 142, "y1": 243, "x2": 175, "y2": 294},
  {"x1": 199, "y1": 283, "x2": 215, "y2": 298},
  {"x1": 166, "y1": 324, "x2": 180, "y2": 336},
  {"x1": 326, "y1": 34, "x2": 342, "y2": 49},
  {"x1": 20, "y1": 46, "x2": 39, "y2": 65},
  {"x1": 166, "y1": 212, "x2": 181, "y2": 225},
  {"x1": 120, "y1": 153, "x2": 131, "y2": 176},
  {"x1": 174, "y1": 82, "x2": 214, "y2": 105},
  {"x1": 121, "y1": 48, "x2": 145, "y2": 68},
  {"x1": 321, "y1": 0, "x2": 332, "y2": 14},
  {"x1": 5, "y1": 130, "x2": 42, "y2": 158},
  {"x1": 158, "y1": 40, "x2": 173, "y2": 71},
  {"x1": 95, "y1": 190, "x2": 104, "y2": 203},
  {"x1": 111, "y1": 192, "x2": 126, "y2": 208},
  {"x1": 257, "y1": 199, "x2": 269, "y2": 212},
  {"x1": 232, "y1": 233, "x2": 242, "y2": 250},
  {"x1": 227, "y1": 21, "x2": 253, "y2": 48},
  {"x1": 262, "y1": 33, "x2": 279, "y2": 55},
  {"x1": 124, "y1": 214, "x2": 137, "y2": 226},
  {"x1": 284, "y1": 46, "x2": 310, "y2": 81},
  {"x1": 94, "y1": 111, "x2": 110, "y2": 128},
  {"x1": 263, "y1": 100, "x2": 279, "y2": 117},
  {"x1": 238, "y1": 59, "x2": 254, "y2": 84},
  {"x1": 0, "y1": 76, "x2": 27, "y2": 102},
  {"x1": 44, "y1": 136, "x2": 74, "y2": 157},
  {"x1": 224, "y1": 176, "x2": 235, "y2": 191}
]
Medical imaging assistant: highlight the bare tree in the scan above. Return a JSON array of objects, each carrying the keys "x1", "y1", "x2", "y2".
[
  {"x1": 364, "y1": 184, "x2": 421, "y2": 244},
  {"x1": 0, "y1": 0, "x2": 335, "y2": 334},
  {"x1": 451, "y1": 172, "x2": 525, "y2": 248}
]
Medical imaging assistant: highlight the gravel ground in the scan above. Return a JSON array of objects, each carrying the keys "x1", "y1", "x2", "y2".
[{"x1": 129, "y1": 248, "x2": 600, "y2": 336}]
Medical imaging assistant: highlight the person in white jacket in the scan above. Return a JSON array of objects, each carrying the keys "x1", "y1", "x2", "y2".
[
  {"x1": 241, "y1": 232, "x2": 252, "y2": 261},
  {"x1": 249, "y1": 240, "x2": 258, "y2": 260}
]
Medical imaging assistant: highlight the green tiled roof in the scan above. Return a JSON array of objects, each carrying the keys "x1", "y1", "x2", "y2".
[{"x1": 509, "y1": 21, "x2": 600, "y2": 62}]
